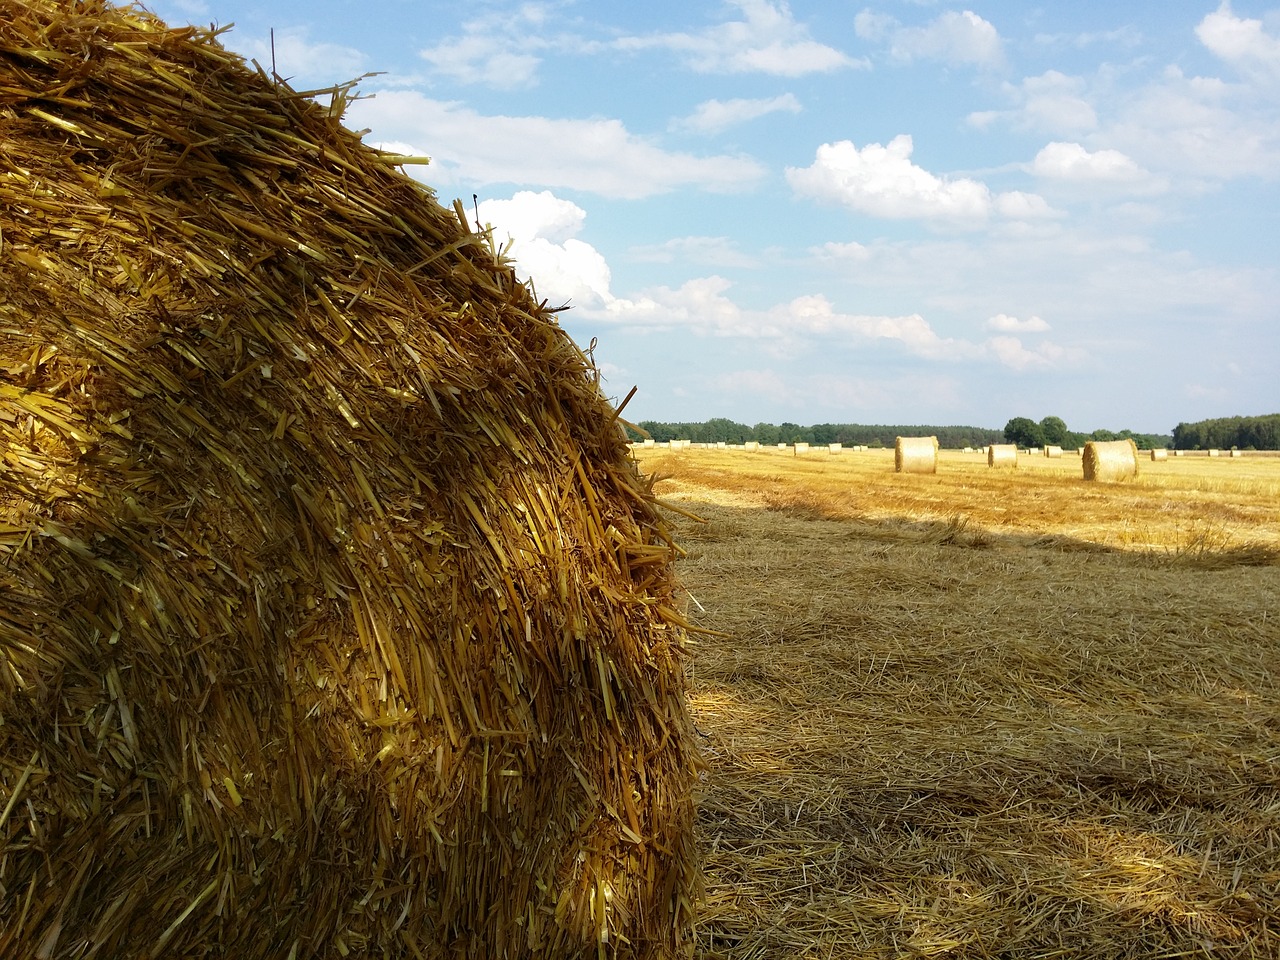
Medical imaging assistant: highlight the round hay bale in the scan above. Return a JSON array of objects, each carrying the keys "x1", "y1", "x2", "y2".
[
  {"x1": 987, "y1": 443, "x2": 1018, "y2": 468},
  {"x1": 1083, "y1": 439, "x2": 1140, "y2": 481},
  {"x1": 0, "y1": 4, "x2": 699, "y2": 958},
  {"x1": 895, "y1": 436, "x2": 938, "y2": 474},
  {"x1": 1044, "y1": 445, "x2": 1064, "y2": 458},
  {"x1": 1151, "y1": 448, "x2": 1169, "y2": 461}
]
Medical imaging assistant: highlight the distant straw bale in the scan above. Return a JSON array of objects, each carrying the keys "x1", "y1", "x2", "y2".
[
  {"x1": 1151, "y1": 448, "x2": 1169, "y2": 461},
  {"x1": 1044, "y1": 445, "x2": 1064, "y2": 458},
  {"x1": 895, "y1": 436, "x2": 938, "y2": 474},
  {"x1": 988, "y1": 444, "x2": 1018, "y2": 468},
  {"x1": 1083, "y1": 439, "x2": 1140, "y2": 481},
  {"x1": 1230, "y1": 449, "x2": 1243, "y2": 458},
  {"x1": 0, "y1": 4, "x2": 699, "y2": 958}
]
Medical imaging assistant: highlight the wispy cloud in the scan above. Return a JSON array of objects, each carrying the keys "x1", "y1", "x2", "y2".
[
  {"x1": 856, "y1": 9, "x2": 1005, "y2": 69},
  {"x1": 672, "y1": 94, "x2": 802, "y2": 135},
  {"x1": 628, "y1": 236, "x2": 759, "y2": 269},
  {"x1": 238, "y1": 27, "x2": 367, "y2": 86},
  {"x1": 346, "y1": 93, "x2": 766, "y2": 199},
  {"x1": 967, "y1": 70, "x2": 1098, "y2": 134},
  {"x1": 615, "y1": 0, "x2": 865, "y2": 76},
  {"x1": 417, "y1": 5, "x2": 553, "y2": 89}
]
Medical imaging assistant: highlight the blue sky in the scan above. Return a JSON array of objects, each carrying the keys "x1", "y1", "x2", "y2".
[{"x1": 147, "y1": 1, "x2": 1279, "y2": 434}]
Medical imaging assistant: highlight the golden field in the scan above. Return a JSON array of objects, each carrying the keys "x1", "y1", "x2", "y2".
[{"x1": 634, "y1": 446, "x2": 1280, "y2": 959}]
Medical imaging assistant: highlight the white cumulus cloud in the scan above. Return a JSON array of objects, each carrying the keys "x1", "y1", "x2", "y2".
[
  {"x1": 1196, "y1": 2, "x2": 1280, "y2": 86},
  {"x1": 477, "y1": 192, "x2": 613, "y2": 309},
  {"x1": 1032, "y1": 142, "x2": 1146, "y2": 182},
  {"x1": 786, "y1": 135, "x2": 1056, "y2": 226},
  {"x1": 985, "y1": 314, "x2": 1050, "y2": 333}
]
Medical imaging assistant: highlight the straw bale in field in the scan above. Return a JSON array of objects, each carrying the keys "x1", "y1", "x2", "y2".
[
  {"x1": 894, "y1": 435, "x2": 938, "y2": 474},
  {"x1": 1083, "y1": 438, "x2": 1140, "y2": 481},
  {"x1": 1209, "y1": 448, "x2": 1221, "y2": 457},
  {"x1": 1230, "y1": 449, "x2": 1243, "y2": 458},
  {"x1": 1151, "y1": 448, "x2": 1169, "y2": 461},
  {"x1": 793, "y1": 442, "x2": 810, "y2": 454},
  {"x1": 0, "y1": 4, "x2": 699, "y2": 958},
  {"x1": 744, "y1": 441, "x2": 759, "y2": 451},
  {"x1": 988, "y1": 443, "x2": 1018, "y2": 468},
  {"x1": 1044, "y1": 445, "x2": 1064, "y2": 458}
]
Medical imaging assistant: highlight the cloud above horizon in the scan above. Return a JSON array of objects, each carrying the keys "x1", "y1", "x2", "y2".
[
  {"x1": 347, "y1": 93, "x2": 766, "y2": 199},
  {"x1": 673, "y1": 94, "x2": 803, "y2": 134},
  {"x1": 615, "y1": 0, "x2": 865, "y2": 76},
  {"x1": 787, "y1": 135, "x2": 1057, "y2": 225},
  {"x1": 856, "y1": 9, "x2": 1004, "y2": 69}
]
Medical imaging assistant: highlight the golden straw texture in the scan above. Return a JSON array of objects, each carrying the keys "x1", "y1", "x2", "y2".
[
  {"x1": 1083, "y1": 439, "x2": 1140, "y2": 482},
  {"x1": 0, "y1": 3, "x2": 700, "y2": 957},
  {"x1": 987, "y1": 443, "x2": 1018, "y2": 468},
  {"x1": 894, "y1": 436, "x2": 938, "y2": 474}
]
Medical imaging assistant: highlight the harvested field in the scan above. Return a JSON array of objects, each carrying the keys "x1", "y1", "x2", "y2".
[{"x1": 635, "y1": 448, "x2": 1280, "y2": 959}]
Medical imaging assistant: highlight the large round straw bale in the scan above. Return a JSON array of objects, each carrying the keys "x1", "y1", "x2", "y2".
[
  {"x1": 1151, "y1": 448, "x2": 1169, "y2": 461},
  {"x1": 895, "y1": 436, "x2": 938, "y2": 474},
  {"x1": 1083, "y1": 439, "x2": 1140, "y2": 481},
  {"x1": 0, "y1": 4, "x2": 699, "y2": 958},
  {"x1": 987, "y1": 443, "x2": 1018, "y2": 467},
  {"x1": 1044, "y1": 445, "x2": 1064, "y2": 458}
]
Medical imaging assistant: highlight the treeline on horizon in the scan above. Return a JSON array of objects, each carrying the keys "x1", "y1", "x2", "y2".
[
  {"x1": 1172, "y1": 413, "x2": 1280, "y2": 450},
  {"x1": 630, "y1": 413, "x2": 1280, "y2": 451},
  {"x1": 629, "y1": 419, "x2": 1004, "y2": 449}
]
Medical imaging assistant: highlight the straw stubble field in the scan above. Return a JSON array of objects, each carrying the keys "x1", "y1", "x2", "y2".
[{"x1": 633, "y1": 447, "x2": 1280, "y2": 959}]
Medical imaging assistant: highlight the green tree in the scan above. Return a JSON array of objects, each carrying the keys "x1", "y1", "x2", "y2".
[
  {"x1": 1004, "y1": 417, "x2": 1044, "y2": 447},
  {"x1": 1039, "y1": 416, "x2": 1069, "y2": 445},
  {"x1": 753, "y1": 422, "x2": 780, "y2": 445}
]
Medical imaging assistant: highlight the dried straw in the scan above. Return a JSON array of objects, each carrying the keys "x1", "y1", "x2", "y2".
[
  {"x1": 0, "y1": 4, "x2": 699, "y2": 958},
  {"x1": 987, "y1": 443, "x2": 1018, "y2": 468},
  {"x1": 1044, "y1": 445, "x2": 1064, "y2": 458},
  {"x1": 894, "y1": 436, "x2": 938, "y2": 474},
  {"x1": 1151, "y1": 448, "x2": 1169, "y2": 461},
  {"x1": 1083, "y1": 439, "x2": 1140, "y2": 481}
]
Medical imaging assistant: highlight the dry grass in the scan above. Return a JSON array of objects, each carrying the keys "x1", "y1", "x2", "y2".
[{"x1": 636, "y1": 447, "x2": 1280, "y2": 959}]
